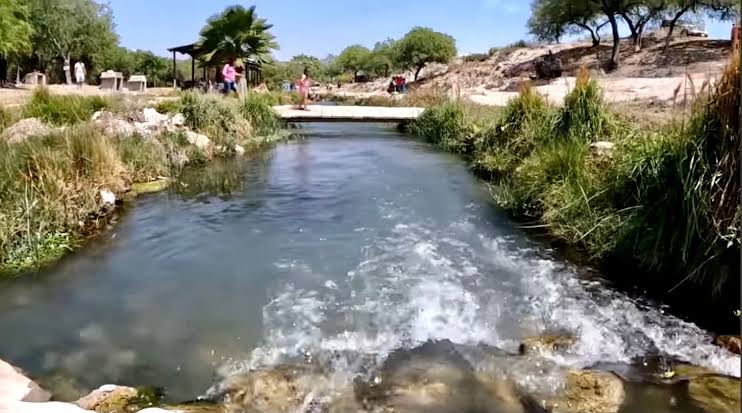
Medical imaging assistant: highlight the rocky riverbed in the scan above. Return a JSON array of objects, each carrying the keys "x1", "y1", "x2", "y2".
[{"x1": 2, "y1": 338, "x2": 739, "y2": 413}]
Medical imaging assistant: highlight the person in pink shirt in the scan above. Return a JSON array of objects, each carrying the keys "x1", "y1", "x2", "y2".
[
  {"x1": 296, "y1": 69, "x2": 311, "y2": 110},
  {"x1": 222, "y1": 59, "x2": 237, "y2": 95}
]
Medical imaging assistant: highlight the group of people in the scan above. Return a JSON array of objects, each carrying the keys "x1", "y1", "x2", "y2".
[
  {"x1": 222, "y1": 60, "x2": 311, "y2": 110},
  {"x1": 387, "y1": 75, "x2": 407, "y2": 94}
]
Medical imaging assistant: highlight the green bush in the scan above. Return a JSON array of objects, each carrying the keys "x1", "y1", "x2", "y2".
[
  {"x1": 463, "y1": 53, "x2": 489, "y2": 62},
  {"x1": 554, "y1": 68, "x2": 612, "y2": 141}
]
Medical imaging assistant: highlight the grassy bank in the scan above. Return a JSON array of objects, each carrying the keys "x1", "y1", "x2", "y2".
[
  {"x1": 409, "y1": 58, "x2": 740, "y2": 306},
  {"x1": 0, "y1": 89, "x2": 284, "y2": 276}
]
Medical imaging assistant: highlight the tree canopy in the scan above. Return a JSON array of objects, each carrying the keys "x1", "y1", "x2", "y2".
[
  {"x1": 29, "y1": 0, "x2": 117, "y2": 83},
  {"x1": 198, "y1": 5, "x2": 278, "y2": 65},
  {"x1": 393, "y1": 27, "x2": 456, "y2": 80},
  {"x1": 0, "y1": 0, "x2": 34, "y2": 57},
  {"x1": 336, "y1": 45, "x2": 371, "y2": 79}
]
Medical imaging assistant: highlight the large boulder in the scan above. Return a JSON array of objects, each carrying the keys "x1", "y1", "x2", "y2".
[
  {"x1": 1, "y1": 118, "x2": 53, "y2": 144},
  {"x1": 544, "y1": 370, "x2": 625, "y2": 413},
  {"x1": 533, "y1": 51, "x2": 563, "y2": 80},
  {"x1": 93, "y1": 112, "x2": 137, "y2": 138}
]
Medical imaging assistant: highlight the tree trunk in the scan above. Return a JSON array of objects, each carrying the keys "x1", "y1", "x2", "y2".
[
  {"x1": 63, "y1": 53, "x2": 72, "y2": 85},
  {"x1": 664, "y1": 7, "x2": 690, "y2": 52},
  {"x1": 414, "y1": 65, "x2": 423, "y2": 81},
  {"x1": 619, "y1": 12, "x2": 641, "y2": 51},
  {"x1": 607, "y1": 14, "x2": 621, "y2": 70}
]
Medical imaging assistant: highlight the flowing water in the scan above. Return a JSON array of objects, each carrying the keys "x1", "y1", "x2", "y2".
[{"x1": 0, "y1": 124, "x2": 738, "y2": 410}]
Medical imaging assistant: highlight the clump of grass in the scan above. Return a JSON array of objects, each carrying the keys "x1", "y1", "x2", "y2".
[
  {"x1": 0, "y1": 105, "x2": 16, "y2": 132},
  {"x1": 554, "y1": 67, "x2": 613, "y2": 141},
  {"x1": 154, "y1": 99, "x2": 180, "y2": 114},
  {"x1": 239, "y1": 93, "x2": 282, "y2": 137},
  {"x1": 473, "y1": 84, "x2": 552, "y2": 177},
  {"x1": 23, "y1": 88, "x2": 116, "y2": 125},
  {"x1": 463, "y1": 53, "x2": 490, "y2": 62},
  {"x1": 114, "y1": 135, "x2": 170, "y2": 182},
  {"x1": 0, "y1": 125, "x2": 126, "y2": 275},
  {"x1": 410, "y1": 101, "x2": 475, "y2": 154}
]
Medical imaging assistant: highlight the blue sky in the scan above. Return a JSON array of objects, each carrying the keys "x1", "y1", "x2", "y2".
[{"x1": 108, "y1": 0, "x2": 734, "y2": 61}]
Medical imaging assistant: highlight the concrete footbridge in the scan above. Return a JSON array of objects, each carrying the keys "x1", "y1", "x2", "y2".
[{"x1": 273, "y1": 105, "x2": 425, "y2": 123}]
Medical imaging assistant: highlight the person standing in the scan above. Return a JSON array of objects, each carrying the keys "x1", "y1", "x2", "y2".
[
  {"x1": 297, "y1": 69, "x2": 311, "y2": 110},
  {"x1": 74, "y1": 61, "x2": 86, "y2": 88},
  {"x1": 222, "y1": 59, "x2": 237, "y2": 95}
]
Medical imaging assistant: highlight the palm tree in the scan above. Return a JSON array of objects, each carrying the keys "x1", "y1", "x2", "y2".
[{"x1": 198, "y1": 5, "x2": 278, "y2": 66}]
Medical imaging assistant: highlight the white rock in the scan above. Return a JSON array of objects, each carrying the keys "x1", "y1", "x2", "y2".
[
  {"x1": 142, "y1": 108, "x2": 168, "y2": 125},
  {"x1": 0, "y1": 359, "x2": 51, "y2": 403},
  {"x1": 138, "y1": 408, "x2": 179, "y2": 413},
  {"x1": 590, "y1": 141, "x2": 615, "y2": 156},
  {"x1": 101, "y1": 118, "x2": 136, "y2": 138},
  {"x1": 91, "y1": 111, "x2": 103, "y2": 121},
  {"x1": 1, "y1": 118, "x2": 53, "y2": 144},
  {"x1": 134, "y1": 122, "x2": 157, "y2": 139},
  {"x1": 234, "y1": 144, "x2": 245, "y2": 156},
  {"x1": 99, "y1": 189, "x2": 116, "y2": 205},
  {"x1": 184, "y1": 130, "x2": 211, "y2": 150},
  {"x1": 0, "y1": 401, "x2": 93, "y2": 413},
  {"x1": 169, "y1": 113, "x2": 185, "y2": 127}
]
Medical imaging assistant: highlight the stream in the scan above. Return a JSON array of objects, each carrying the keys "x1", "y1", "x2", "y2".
[{"x1": 0, "y1": 123, "x2": 738, "y2": 410}]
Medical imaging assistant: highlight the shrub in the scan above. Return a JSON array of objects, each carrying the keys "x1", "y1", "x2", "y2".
[
  {"x1": 154, "y1": 99, "x2": 180, "y2": 114},
  {"x1": 23, "y1": 88, "x2": 115, "y2": 125},
  {"x1": 115, "y1": 135, "x2": 170, "y2": 182}
]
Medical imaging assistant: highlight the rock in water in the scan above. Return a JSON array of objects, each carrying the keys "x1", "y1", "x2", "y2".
[
  {"x1": 356, "y1": 340, "x2": 525, "y2": 413},
  {"x1": 687, "y1": 374, "x2": 741, "y2": 413},
  {"x1": 715, "y1": 336, "x2": 741, "y2": 355},
  {"x1": 75, "y1": 385, "x2": 138, "y2": 412},
  {"x1": 221, "y1": 365, "x2": 329, "y2": 413},
  {"x1": 544, "y1": 370, "x2": 625, "y2": 413},
  {"x1": 234, "y1": 145, "x2": 245, "y2": 156},
  {"x1": 1, "y1": 118, "x2": 53, "y2": 144},
  {"x1": 99, "y1": 189, "x2": 116, "y2": 205},
  {"x1": 0, "y1": 359, "x2": 51, "y2": 402}
]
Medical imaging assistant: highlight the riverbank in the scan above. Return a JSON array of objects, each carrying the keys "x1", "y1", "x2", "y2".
[
  {"x1": 0, "y1": 89, "x2": 287, "y2": 276},
  {"x1": 407, "y1": 55, "x2": 740, "y2": 330}
]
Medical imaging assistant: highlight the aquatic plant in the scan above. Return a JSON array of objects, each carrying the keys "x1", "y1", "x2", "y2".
[{"x1": 239, "y1": 93, "x2": 282, "y2": 136}]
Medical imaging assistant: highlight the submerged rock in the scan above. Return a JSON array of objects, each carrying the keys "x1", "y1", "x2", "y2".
[
  {"x1": 519, "y1": 333, "x2": 576, "y2": 356},
  {"x1": 1, "y1": 118, "x2": 54, "y2": 144},
  {"x1": 715, "y1": 335, "x2": 741, "y2": 355},
  {"x1": 543, "y1": 370, "x2": 625, "y2": 413},
  {"x1": 131, "y1": 179, "x2": 171, "y2": 194},
  {"x1": 356, "y1": 340, "x2": 525, "y2": 413},
  {"x1": 234, "y1": 145, "x2": 245, "y2": 156},
  {"x1": 0, "y1": 359, "x2": 51, "y2": 402},
  {"x1": 687, "y1": 373, "x2": 741, "y2": 413}
]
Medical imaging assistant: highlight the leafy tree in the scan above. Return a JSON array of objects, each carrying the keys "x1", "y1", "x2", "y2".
[
  {"x1": 529, "y1": 0, "x2": 606, "y2": 46},
  {"x1": 0, "y1": 0, "x2": 33, "y2": 57},
  {"x1": 365, "y1": 38, "x2": 397, "y2": 77},
  {"x1": 288, "y1": 54, "x2": 325, "y2": 81},
  {"x1": 29, "y1": 0, "x2": 117, "y2": 84},
  {"x1": 393, "y1": 27, "x2": 456, "y2": 81},
  {"x1": 198, "y1": 5, "x2": 278, "y2": 65},
  {"x1": 336, "y1": 45, "x2": 371, "y2": 80},
  {"x1": 322, "y1": 55, "x2": 344, "y2": 83},
  {"x1": 618, "y1": 0, "x2": 670, "y2": 50}
]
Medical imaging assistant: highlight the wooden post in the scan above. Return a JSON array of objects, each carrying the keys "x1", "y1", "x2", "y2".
[
  {"x1": 172, "y1": 51, "x2": 177, "y2": 89},
  {"x1": 191, "y1": 55, "x2": 195, "y2": 84}
]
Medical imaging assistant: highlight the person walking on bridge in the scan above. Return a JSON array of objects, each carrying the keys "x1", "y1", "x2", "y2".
[{"x1": 297, "y1": 69, "x2": 311, "y2": 111}]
